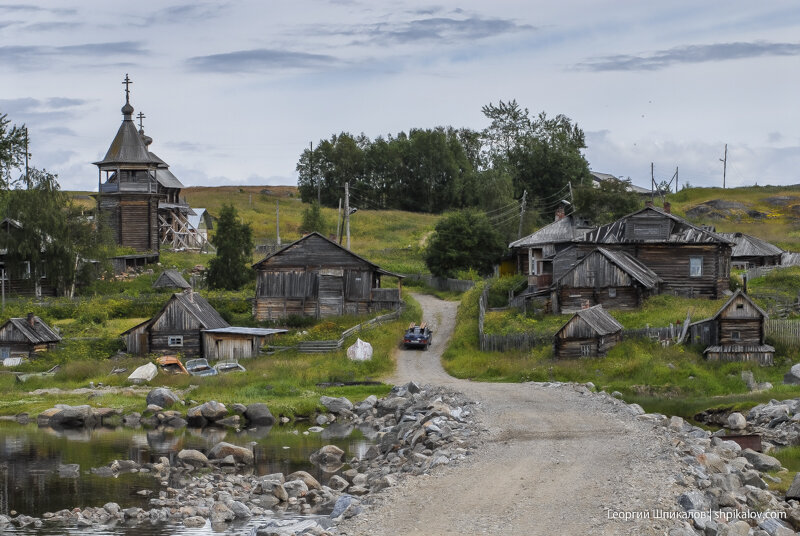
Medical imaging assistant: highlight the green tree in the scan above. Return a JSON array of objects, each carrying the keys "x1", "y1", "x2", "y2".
[
  {"x1": 300, "y1": 200, "x2": 327, "y2": 235},
  {"x1": 0, "y1": 113, "x2": 26, "y2": 189},
  {"x1": 206, "y1": 204, "x2": 254, "y2": 290},
  {"x1": 424, "y1": 210, "x2": 505, "y2": 277},
  {"x1": 573, "y1": 177, "x2": 642, "y2": 224}
]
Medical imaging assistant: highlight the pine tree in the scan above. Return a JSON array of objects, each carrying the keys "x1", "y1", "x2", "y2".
[{"x1": 206, "y1": 204, "x2": 254, "y2": 290}]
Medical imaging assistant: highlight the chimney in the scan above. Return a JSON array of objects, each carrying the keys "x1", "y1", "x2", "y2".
[
  {"x1": 554, "y1": 205, "x2": 566, "y2": 221},
  {"x1": 645, "y1": 200, "x2": 653, "y2": 208},
  {"x1": 26, "y1": 312, "x2": 35, "y2": 327},
  {"x1": 663, "y1": 201, "x2": 671, "y2": 214},
  {"x1": 187, "y1": 287, "x2": 194, "y2": 303}
]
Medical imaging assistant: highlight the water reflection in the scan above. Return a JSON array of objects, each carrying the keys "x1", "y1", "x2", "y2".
[{"x1": 0, "y1": 421, "x2": 372, "y2": 519}]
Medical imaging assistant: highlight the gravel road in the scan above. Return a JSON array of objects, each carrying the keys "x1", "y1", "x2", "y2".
[{"x1": 339, "y1": 293, "x2": 684, "y2": 535}]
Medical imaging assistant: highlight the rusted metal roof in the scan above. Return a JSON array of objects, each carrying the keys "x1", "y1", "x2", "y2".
[
  {"x1": 2, "y1": 316, "x2": 61, "y2": 344},
  {"x1": 153, "y1": 269, "x2": 191, "y2": 289},
  {"x1": 718, "y1": 232, "x2": 783, "y2": 258},
  {"x1": 579, "y1": 206, "x2": 734, "y2": 245},
  {"x1": 509, "y1": 215, "x2": 595, "y2": 248},
  {"x1": 574, "y1": 305, "x2": 623, "y2": 335}
]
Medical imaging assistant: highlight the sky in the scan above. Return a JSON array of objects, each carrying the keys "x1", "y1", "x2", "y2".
[{"x1": 1, "y1": 1, "x2": 799, "y2": 192}]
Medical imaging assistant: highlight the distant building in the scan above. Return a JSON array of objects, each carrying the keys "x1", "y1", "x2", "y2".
[
  {"x1": 589, "y1": 171, "x2": 657, "y2": 197},
  {"x1": 718, "y1": 232, "x2": 783, "y2": 269},
  {"x1": 553, "y1": 305, "x2": 623, "y2": 359},
  {"x1": 0, "y1": 218, "x2": 57, "y2": 298},
  {"x1": 152, "y1": 269, "x2": 191, "y2": 290},
  {"x1": 0, "y1": 313, "x2": 61, "y2": 359}
]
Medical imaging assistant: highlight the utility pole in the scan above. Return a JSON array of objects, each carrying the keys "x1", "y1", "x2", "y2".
[
  {"x1": 336, "y1": 198, "x2": 342, "y2": 244},
  {"x1": 720, "y1": 144, "x2": 727, "y2": 189},
  {"x1": 517, "y1": 190, "x2": 527, "y2": 239},
  {"x1": 568, "y1": 181, "x2": 574, "y2": 206},
  {"x1": 675, "y1": 167, "x2": 679, "y2": 193},
  {"x1": 344, "y1": 182, "x2": 351, "y2": 249},
  {"x1": 650, "y1": 162, "x2": 655, "y2": 202},
  {"x1": 276, "y1": 201, "x2": 281, "y2": 245},
  {"x1": 24, "y1": 127, "x2": 29, "y2": 189}
]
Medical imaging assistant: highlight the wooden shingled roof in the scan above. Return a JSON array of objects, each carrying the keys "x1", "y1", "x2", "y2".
[
  {"x1": 122, "y1": 290, "x2": 229, "y2": 336},
  {"x1": 153, "y1": 269, "x2": 191, "y2": 289},
  {"x1": 0, "y1": 315, "x2": 61, "y2": 344},
  {"x1": 718, "y1": 232, "x2": 783, "y2": 258},
  {"x1": 557, "y1": 247, "x2": 662, "y2": 289},
  {"x1": 556, "y1": 305, "x2": 623, "y2": 338}
]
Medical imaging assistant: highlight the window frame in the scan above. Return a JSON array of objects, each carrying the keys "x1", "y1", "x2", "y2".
[
  {"x1": 689, "y1": 256, "x2": 703, "y2": 278},
  {"x1": 580, "y1": 343, "x2": 593, "y2": 357},
  {"x1": 167, "y1": 335, "x2": 184, "y2": 348}
]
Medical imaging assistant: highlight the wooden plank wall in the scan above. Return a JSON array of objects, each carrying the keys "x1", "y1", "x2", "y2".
[
  {"x1": 203, "y1": 333, "x2": 261, "y2": 361},
  {"x1": 558, "y1": 286, "x2": 641, "y2": 313}
]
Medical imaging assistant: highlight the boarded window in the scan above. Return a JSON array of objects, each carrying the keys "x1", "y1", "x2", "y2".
[
  {"x1": 689, "y1": 257, "x2": 703, "y2": 277},
  {"x1": 580, "y1": 343, "x2": 592, "y2": 357},
  {"x1": 631, "y1": 222, "x2": 666, "y2": 240},
  {"x1": 168, "y1": 335, "x2": 183, "y2": 347}
]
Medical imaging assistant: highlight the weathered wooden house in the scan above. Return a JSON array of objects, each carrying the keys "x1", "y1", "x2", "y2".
[
  {"x1": 94, "y1": 76, "x2": 196, "y2": 253},
  {"x1": 153, "y1": 269, "x2": 191, "y2": 290},
  {"x1": 718, "y1": 232, "x2": 783, "y2": 269},
  {"x1": 252, "y1": 232, "x2": 403, "y2": 320},
  {"x1": 202, "y1": 327, "x2": 288, "y2": 361},
  {"x1": 122, "y1": 290, "x2": 229, "y2": 358},
  {"x1": 575, "y1": 204, "x2": 733, "y2": 299},
  {"x1": 552, "y1": 247, "x2": 661, "y2": 313},
  {"x1": 554, "y1": 305, "x2": 623, "y2": 359},
  {"x1": 0, "y1": 313, "x2": 61, "y2": 359},
  {"x1": 508, "y1": 209, "x2": 594, "y2": 291},
  {"x1": 0, "y1": 218, "x2": 58, "y2": 298},
  {"x1": 686, "y1": 290, "x2": 774, "y2": 365}
]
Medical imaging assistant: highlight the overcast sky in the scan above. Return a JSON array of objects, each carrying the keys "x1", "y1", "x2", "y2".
[{"x1": 1, "y1": 1, "x2": 799, "y2": 192}]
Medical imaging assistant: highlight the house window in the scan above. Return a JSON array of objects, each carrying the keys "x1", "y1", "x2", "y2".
[
  {"x1": 0, "y1": 348, "x2": 8, "y2": 359},
  {"x1": 608, "y1": 288, "x2": 617, "y2": 298},
  {"x1": 168, "y1": 336, "x2": 183, "y2": 347},
  {"x1": 736, "y1": 304, "x2": 744, "y2": 310},
  {"x1": 731, "y1": 331, "x2": 741, "y2": 341},
  {"x1": 689, "y1": 257, "x2": 703, "y2": 277},
  {"x1": 580, "y1": 343, "x2": 592, "y2": 357}
]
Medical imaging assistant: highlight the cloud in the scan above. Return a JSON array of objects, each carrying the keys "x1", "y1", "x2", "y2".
[
  {"x1": 579, "y1": 41, "x2": 800, "y2": 71},
  {"x1": 138, "y1": 3, "x2": 229, "y2": 26},
  {"x1": 23, "y1": 21, "x2": 83, "y2": 32},
  {"x1": 0, "y1": 4, "x2": 76, "y2": 16},
  {"x1": 768, "y1": 131, "x2": 784, "y2": 144},
  {"x1": 0, "y1": 41, "x2": 147, "y2": 70},
  {"x1": 187, "y1": 49, "x2": 340, "y2": 73}
]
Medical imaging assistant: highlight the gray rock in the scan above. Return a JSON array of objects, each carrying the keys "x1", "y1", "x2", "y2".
[
  {"x1": 103, "y1": 502, "x2": 121, "y2": 516},
  {"x1": 784, "y1": 363, "x2": 800, "y2": 385},
  {"x1": 208, "y1": 442, "x2": 254, "y2": 465},
  {"x1": 177, "y1": 449, "x2": 209, "y2": 467},
  {"x1": 328, "y1": 475, "x2": 349, "y2": 491},
  {"x1": 146, "y1": 388, "x2": 179, "y2": 408},
  {"x1": 320, "y1": 396, "x2": 354, "y2": 414},
  {"x1": 316, "y1": 414, "x2": 329, "y2": 425},
  {"x1": 287, "y1": 470, "x2": 321, "y2": 490},
  {"x1": 330, "y1": 494, "x2": 360, "y2": 519},
  {"x1": 244, "y1": 403, "x2": 275, "y2": 426},
  {"x1": 200, "y1": 400, "x2": 228, "y2": 421},
  {"x1": 678, "y1": 490, "x2": 708, "y2": 511},
  {"x1": 719, "y1": 521, "x2": 750, "y2": 536},
  {"x1": 786, "y1": 472, "x2": 800, "y2": 500},
  {"x1": 742, "y1": 448, "x2": 783, "y2": 471},
  {"x1": 309, "y1": 444, "x2": 344, "y2": 465},
  {"x1": 254, "y1": 519, "x2": 322, "y2": 536},
  {"x1": 355, "y1": 395, "x2": 378, "y2": 413},
  {"x1": 759, "y1": 517, "x2": 795, "y2": 536},
  {"x1": 283, "y1": 479, "x2": 308, "y2": 498},
  {"x1": 209, "y1": 501, "x2": 234, "y2": 523},
  {"x1": 227, "y1": 501, "x2": 251, "y2": 519},
  {"x1": 49, "y1": 405, "x2": 95, "y2": 428},
  {"x1": 183, "y1": 516, "x2": 206, "y2": 528},
  {"x1": 727, "y1": 412, "x2": 747, "y2": 430}
]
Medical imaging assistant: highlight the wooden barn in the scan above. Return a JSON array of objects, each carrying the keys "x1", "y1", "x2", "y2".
[
  {"x1": 554, "y1": 305, "x2": 623, "y2": 359},
  {"x1": 718, "y1": 232, "x2": 783, "y2": 269},
  {"x1": 552, "y1": 247, "x2": 661, "y2": 313},
  {"x1": 509, "y1": 208, "x2": 595, "y2": 291},
  {"x1": 252, "y1": 232, "x2": 403, "y2": 320},
  {"x1": 153, "y1": 269, "x2": 191, "y2": 290},
  {"x1": 202, "y1": 327, "x2": 288, "y2": 361},
  {"x1": 0, "y1": 313, "x2": 61, "y2": 359},
  {"x1": 686, "y1": 290, "x2": 774, "y2": 365},
  {"x1": 122, "y1": 289, "x2": 229, "y2": 358},
  {"x1": 575, "y1": 204, "x2": 733, "y2": 299},
  {"x1": 0, "y1": 219, "x2": 58, "y2": 298}
]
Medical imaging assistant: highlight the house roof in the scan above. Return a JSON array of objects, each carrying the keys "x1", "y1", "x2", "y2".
[
  {"x1": 557, "y1": 247, "x2": 662, "y2": 289},
  {"x1": 153, "y1": 269, "x2": 191, "y2": 289},
  {"x1": 151, "y1": 167, "x2": 184, "y2": 189},
  {"x1": 1, "y1": 316, "x2": 61, "y2": 344},
  {"x1": 718, "y1": 232, "x2": 783, "y2": 258},
  {"x1": 94, "y1": 110, "x2": 160, "y2": 168},
  {"x1": 203, "y1": 327, "x2": 288, "y2": 336},
  {"x1": 704, "y1": 344, "x2": 775, "y2": 354},
  {"x1": 509, "y1": 215, "x2": 594, "y2": 248},
  {"x1": 709, "y1": 290, "x2": 768, "y2": 321},
  {"x1": 589, "y1": 171, "x2": 652, "y2": 195},
  {"x1": 122, "y1": 290, "x2": 229, "y2": 335},
  {"x1": 252, "y1": 231, "x2": 404, "y2": 278},
  {"x1": 579, "y1": 206, "x2": 735, "y2": 245},
  {"x1": 188, "y1": 208, "x2": 212, "y2": 231},
  {"x1": 570, "y1": 305, "x2": 624, "y2": 335}
]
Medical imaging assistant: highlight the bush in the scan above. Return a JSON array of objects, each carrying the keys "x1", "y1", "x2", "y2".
[{"x1": 487, "y1": 275, "x2": 527, "y2": 308}]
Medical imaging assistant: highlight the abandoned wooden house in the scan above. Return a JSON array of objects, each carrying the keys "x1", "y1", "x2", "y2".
[
  {"x1": 0, "y1": 313, "x2": 61, "y2": 359},
  {"x1": 252, "y1": 232, "x2": 403, "y2": 320},
  {"x1": 574, "y1": 203, "x2": 733, "y2": 299},
  {"x1": 94, "y1": 76, "x2": 208, "y2": 254},
  {"x1": 553, "y1": 305, "x2": 623, "y2": 359},
  {"x1": 508, "y1": 207, "x2": 594, "y2": 291},
  {"x1": 152, "y1": 269, "x2": 191, "y2": 290},
  {"x1": 0, "y1": 218, "x2": 57, "y2": 298},
  {"x1": 202, "y1": 327, "x2": 288, "y2": 361},
  {"x1": 122, "y1": 289, "x2": 229, "y2": 358},
  {"x1": 718, "y1": 232, "x2": 783, "y2": 269},
  {"x1": 686, "y1": 290, "x2": 774, "y2": 365},
  {"x1": 552, "y1": 247, "x2": 661, "y2": 313}
]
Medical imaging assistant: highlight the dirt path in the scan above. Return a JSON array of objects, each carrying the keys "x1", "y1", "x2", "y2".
[{"x1": 339, "y1": 293, "x2": 683, "y2": 536}]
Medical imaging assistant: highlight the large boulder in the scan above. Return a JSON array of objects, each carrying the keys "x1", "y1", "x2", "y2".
[
  {"x1": 146, "y1": 388, "x2": 179, "y2": 409},
  {"x1": 200, "y1": 401, "x2": 228, "y2": 421},
  {"x1": 208, "y1": 442, "x2": 254, "y2": 465},
  {"x1": 244, "y1": 403, "x2": 275, "y2": 426},
  {"x1": 186, "y1": 405, "x2": 207, "y2": 427},
  {"x1": 786, "y1": 473, "x2": 800, "y2": 501},
  {"x1": 785, "y1": 363, "x2": 800, "y2": 385},
  {"x1": 287, "y1": 470, "x2": 321, "y2": 490},
  {"x1": 49, "y1": 405, "x2": 96, "y2": 428},
  {"x1": 742, "y1": 448, "x2": 783, "y2": 472},
  {"x1": 727, "y1": 412, "x2": 747, "y2": 430},
  {"x1": 177, "y1": 449, "x2": 209, "y2": 467},
  {"x1": 320, "y1": 396, "x2": 353, "y2": 414},
  {"x1": 309, "y1": 444, "x2": 344, "y2": 466}
]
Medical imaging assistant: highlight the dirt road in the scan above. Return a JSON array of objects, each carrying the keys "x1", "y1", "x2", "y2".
[{"x1": 339, "y1": 294, "x2": 683, "y2": 535}]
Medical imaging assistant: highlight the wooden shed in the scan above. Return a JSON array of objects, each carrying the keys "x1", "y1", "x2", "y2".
[
  {"x1": 552, "y1": 247, "x2": 661, "y2": 313},
  {"x1": 202, "y1": 327, "x2": 288, "y2": 361},
  {"x1": 0, "y1": 313, "x2": 61, "y2": 359},
  {"x1": 252, "y1": 232, "x2": 403, "y2": 320},
  {"x1": 153, "y1": 269, "x2": 191, "y2": 290},
  {"x1": 122, "y1": 289, "x2": 229, "y2": 357},
  {"x1": 554, "y1": 305, "x2": 623, "y2": 359},
  {"x1": 687, "y1": 290, "x2": 774, "y2": 365}
]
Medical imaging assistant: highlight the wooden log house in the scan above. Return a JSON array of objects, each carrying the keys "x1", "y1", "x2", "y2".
[
  {"x1": 554, "y1": 305, "x2": 623, "y2": 359},
  {"x1": 552, "y1": 247, "x2": 661, "y2": 313},
  {"x1": 0, "y1": 313, "x2": 61, "y2": 359},
  {"x1": 718, "y1": 232, "x2": 783, "y2": 269},
  {"x1": 152, "y1": 269, "x2": 191, "y2": 290},
  {"x1": 252, "y1": 232, "x2": 403, "y2": 320}
]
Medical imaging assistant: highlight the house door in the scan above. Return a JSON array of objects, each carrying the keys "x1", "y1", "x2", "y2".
[{"x1": 318, "y1": 271, "x2": 343, "y2": 317}]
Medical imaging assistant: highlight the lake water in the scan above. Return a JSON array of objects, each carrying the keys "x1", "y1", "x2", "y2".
[{"x1": 0, "y1": 421, "x2": 375, "y2": 534}]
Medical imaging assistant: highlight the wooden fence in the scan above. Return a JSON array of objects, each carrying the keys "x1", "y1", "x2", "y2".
[
  {"x1": 765, "y1": 319, "x2": 800, "y2": 347},
  {"x1": 295, "y1": 309, "x2": 402, "y2": 353},
  {"x1": 404, "y1": 274, "x2": 475, "y2": 293}
]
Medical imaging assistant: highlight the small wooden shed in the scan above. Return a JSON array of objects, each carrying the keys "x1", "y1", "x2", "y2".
[
  {"x1": 0, "y1": 313, "x2": 61, "y2": 359},
  {"x1": 202, "y1": 327, "x2": 288, "y2": 361},
  {"x1": 687, "y1": 290, "x2": 774, "y2": 365},
  {"x1": 252, "y1": 232, "x2": 403, "y2": 320},
  {"x1": 122, "y1": 289, "x2": 229, "y2": 357},
  {"x1": 554, "y1": 305, "x2": 623, "y2": 359},
  {"x1": 552, "y1": 248, "x2": 661, "y2": 313},
  {"x1": 153, "y1": 269, "x2": 191, "y2": 290}
]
